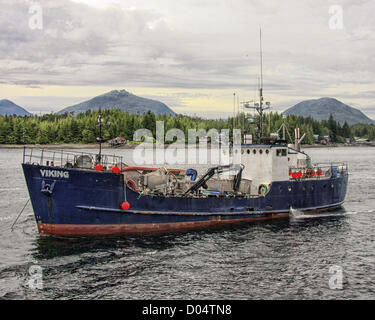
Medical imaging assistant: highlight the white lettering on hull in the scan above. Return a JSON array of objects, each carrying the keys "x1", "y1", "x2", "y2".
[{"x1": 40, "y1": 169, "x2": 69, "y2": 179}]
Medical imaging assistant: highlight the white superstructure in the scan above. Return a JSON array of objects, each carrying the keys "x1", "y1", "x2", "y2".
[{"x1": 239, "y1": 144, "x2": 309, "y2": 194}]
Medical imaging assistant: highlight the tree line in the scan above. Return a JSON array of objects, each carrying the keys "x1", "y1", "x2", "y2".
[{"x1": 0, "y1": 109, "x2": 374, "y2": 145}]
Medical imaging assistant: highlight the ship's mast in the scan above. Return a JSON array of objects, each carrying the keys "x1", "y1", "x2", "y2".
[
  {"x1": 259, "y1": 27, "x2": 264, "y2": 139},
  {"x1": 96, "y1": 108, "x2": 103, "y2": 163},
  {"x1": 96, "y1": 108, "x2": 110, "y2": 164},
  {"x1": 243, "y1": 27, "x2": 270, "y2": 143}
]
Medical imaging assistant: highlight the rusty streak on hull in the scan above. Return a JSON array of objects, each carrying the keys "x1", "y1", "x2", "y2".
[{"x1": 36, "y1": 211, "x2": 308, "y2": 236}]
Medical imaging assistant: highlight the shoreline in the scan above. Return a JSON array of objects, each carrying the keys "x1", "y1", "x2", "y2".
[
  {"x1": 0, "y1": 143, "x2": 374, "y2": 150},
  {"x1": 0, "y1": 143, "x2": 136, "y2": 150}
]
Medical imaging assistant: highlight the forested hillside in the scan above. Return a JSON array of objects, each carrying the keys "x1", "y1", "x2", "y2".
[{"x1": 0, "y1": 110, "x2": 374, "y2": 145}]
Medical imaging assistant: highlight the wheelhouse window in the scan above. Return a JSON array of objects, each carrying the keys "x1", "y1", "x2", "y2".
[{"x1": 276, "y1": 149, "x2": 287, "y2": 157}]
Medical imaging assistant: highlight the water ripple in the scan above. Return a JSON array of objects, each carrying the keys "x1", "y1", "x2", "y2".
[{"x1": 0, "y1": 147, "x2": 374, "y2": 299}]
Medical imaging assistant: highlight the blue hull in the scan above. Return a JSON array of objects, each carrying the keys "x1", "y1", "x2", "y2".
[{"x1": 22, "y1": 164, "x2": 348, "y2": 236}]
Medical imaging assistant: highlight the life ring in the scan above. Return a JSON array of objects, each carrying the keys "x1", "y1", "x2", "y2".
[
  {"x1": 258, "y1": 183, "x2": 269, "y2": 196},
  {"x1": 126, "y1": 178, "x2": 138, "y2": 192}
]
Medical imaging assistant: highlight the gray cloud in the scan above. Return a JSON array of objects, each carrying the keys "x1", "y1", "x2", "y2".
[{"x1": 0, "y1": 0, "x2": 375, "y2": 117}]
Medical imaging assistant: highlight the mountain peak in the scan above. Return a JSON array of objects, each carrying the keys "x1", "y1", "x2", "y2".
[
  {"x1": 283, "y1": 97, "x2": 373, "y2": 125},
  {"x1": 105, "y1": 89, "x2": 131, "y2": 97},
  {"x1": 57, "y1": 90, "x2": 175, "y2": 116},
  {"x1": 318, "y1": 97, "x2": 339, "y2": 102},
  {"x1": 0, "y1": 99, "x2": 16, "y2": 106},
  {"x1": 0, "y1": 99, "x2": 31, "y2": 116}
]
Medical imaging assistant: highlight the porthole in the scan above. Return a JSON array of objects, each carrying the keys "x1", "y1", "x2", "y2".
[
  {"x1": 247, "y1": 149, "x2": 250, "y2": 154},
  {"x1": 311, "y1": 185, "x2": 314, "y2": 191},
  {"x1": 323, "y1": 184, "x2": 327, "y2": 188},
  {"x1": 331, "y1": 184, "x2": 334, "y2": 188},
  {"x1": 253, "y1": 149, "x2": 257, "y2": 154},
  {"x1": 288, "y1": 186, "x2": 292, "y2": 192},
  {"x1": 302, "y1": 186, "x2": 306, "y2": 191},
  {"x1": 241, "y1": 149, "x2": 244, "y2": 154},
  {"x1": 279, "y1": 186, "x2": 283, "y2": 193},
  {"x1": 266, "y1": 150, "x2": 269, "y2": 154},
  {"x1": 259, "y1": 149, "x2": 263, "y2": 154}
]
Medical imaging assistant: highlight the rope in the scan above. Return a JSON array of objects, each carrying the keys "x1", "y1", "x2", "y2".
[{"x1": 11, "y1": 198, "x2": 30, "y2": 231}]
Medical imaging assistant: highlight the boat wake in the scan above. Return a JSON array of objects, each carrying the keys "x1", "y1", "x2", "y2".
[
  {"x1": 289, "y1": 206, "x2": 348, "y2": 220},
  {"x1": 289, "y1": 207, "x2": 304, "y2": 218}
]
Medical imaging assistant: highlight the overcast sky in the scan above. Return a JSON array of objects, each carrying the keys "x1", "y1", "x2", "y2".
[{"x1": 1, "y1": 0, "x2": 375, "y2": 118}]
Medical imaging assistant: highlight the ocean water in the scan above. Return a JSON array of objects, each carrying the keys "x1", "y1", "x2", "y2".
[{"x1": 0, "y1": 146, "x2": 374, "y2": 300}]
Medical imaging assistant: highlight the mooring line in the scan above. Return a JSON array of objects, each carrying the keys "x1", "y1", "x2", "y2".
[{"x1": 10, "y1": 198, "x2": 30, "y2": 231}]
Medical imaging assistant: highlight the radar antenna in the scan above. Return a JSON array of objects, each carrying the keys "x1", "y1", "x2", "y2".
[{"x1": 242, "y1": 27, "x2": 271, "y2": 143}]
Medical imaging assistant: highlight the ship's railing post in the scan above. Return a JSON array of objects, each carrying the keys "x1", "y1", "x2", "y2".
[{"x1": 40, "y1": 149, "x2": 44, "y2": 166}]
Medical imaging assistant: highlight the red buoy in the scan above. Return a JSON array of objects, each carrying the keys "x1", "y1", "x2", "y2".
[
  {"x1": 121, "y1": 201, "x2": 130, "y2": 211},
  {"x1": 96, "y1": 164, "x2": 103, "y2": 171},
  {"x1": 111, "y1": 166, "x2": 120, "y2": 174}
]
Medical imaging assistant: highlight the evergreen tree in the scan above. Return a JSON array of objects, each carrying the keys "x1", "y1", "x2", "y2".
[
  {"x1": 0, "y1": 109, "x2": 374, "y2": 145},
  {"x1": 328, "y1": 114, "x2": 337, "y2": 142},
  {"x1": 342, "y1": 122, "x2": 351, "y2": 138},
  {"x1": 142, "y1": 111, "x2": 156, "y2": 136}
]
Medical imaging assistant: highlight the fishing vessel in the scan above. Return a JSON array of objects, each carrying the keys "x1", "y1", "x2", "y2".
[
  {"x1": 21, "y1": 33, "x2": 348, "y2": 236},
  {"x1": 22, "y1": 138, "x2": 348, "y2": 236},
  {"x1": 21, "y1": 97, "x2": 349, "y2": 237}
]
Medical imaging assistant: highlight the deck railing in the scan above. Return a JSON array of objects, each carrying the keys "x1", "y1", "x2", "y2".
[
  {"x1": 22, "y1": 147, "x2": 124, "y2": 171},
  {"x1": 289, "y1": 162, "x2": 348, "y2": 180}
]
